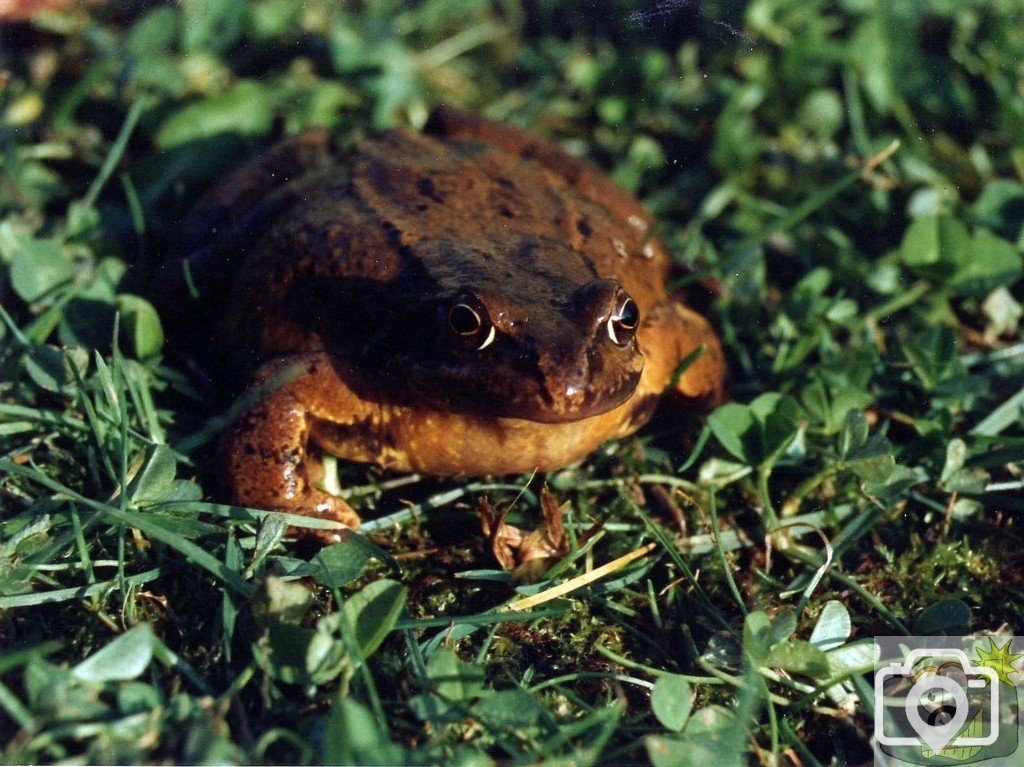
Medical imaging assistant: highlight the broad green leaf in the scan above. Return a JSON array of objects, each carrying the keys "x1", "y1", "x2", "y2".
[
  {"x1": 852, "y1": 17, "x2": 893, "y2": 113},
  {"x1": 125, "y1": 5, "x2": 179, "y2": 56},
  {"x1": 810, "y1": 601, "x2": 851, "y2": 652},
  {"x1": 306, "y1": 613, "x2": 348, "y2": 684},
  {"x1": 255, "y1": 623, "x2": 315, "y2": 685},
  {"x1": 428, "y1": 647, "x2": 486, "y2": 703},
  {"x1": 249, "y1": 515, "x2": 287, "y2": 574},
  {"x1": 840, "y1": 411, "x2": 895, "y2": 483},
  {"x1": 822, "y1": 639, "x2": 879, "y2": 708},
  {"x1": 948, "y1": 232, "x2": 1022, "y2": 296},
  {"x1": 646, "y1": 706, "x2": 743, "y2": 767},
  {"x1": 127, "y1": 445, "x2": 178, "y2": 505},
  {"x1": 800, "y1": 375, "x2": 873, "y2": 435},
  {"x1": 912, "y1": 599, "x2": 972, "y2": 636},
  {"x1": 742, "y1": 610, "x2": 772, "y2": 664},
  {"x1": 764, "y1": 640, "x2": 830, "y2": 678},
  {"x1": 707, "y1": 403, "x2": 758, "y2": 463},
  {"x1": 709, "y1": 396, "x2": 803, "y2": 467},
  {"x1": 27, "y1": 659, "x2": 111, "y2": 722},
  {"x1": 939, "y1": 439, "x2": 989, "y2": 493},
  {"x1": 23, "y1": 345, "x2": 88, "y2": 394},
  {"x1": 651, "y1": 674, "x2": 692, "y2": 732},
  {"x1": 155, "y1": 81, "x2": 272, "y2": 149},
  {"x1": 248, "y1": 0, "x2": 302, "y2": 39},
  {"x1": 950, "y1": 497, "x2": 983, "y2": 520},
  {"x1": 900, "y1": 215, "x2": 971, "y2": 279},
  {"x1": 865, "y1": 465, "x2": 927, "y2": 507},
  {"x1": 844, "y1": 431, "x2": 895, "y2": 483},
  {"x1": 798, "y1": 88, "x2": 844, "y2": 138},
  {"x1": 180, "y1": 0, "x2": 245, "y2": 53},
  {"x1": 971, "y1": 179, "x2": 1024, "y2": 237},
  {"x1": 766, "y1": 609, "x2": 797, "y2": 647},
  {"x1": 748, "y1": 393, "x2": 786, "y2": 422},
  {"x1": 344, "y1": 579, "x2": 406, "y2": 660},
  {"x1": 409, "y1": 693, "x2": 459, "y2": 724},
  {"x1": 314, "y1": 539, "x2": 370, "y2": 588},
  {"x1": 10, "y1": 236, "x2": 74, "y2": 302},
  {"x1": 116, "y1": 295, "x2": 165, "y2": 359},
  {"x1": 759, "y1": 397, "x2": 803, "y2": 466},
  {"x1": 902, "y1": 326, "x2": 960, "y2": 390},
  {"x1": 826, "y1": 639, "x2": 879, "y2": 677},
  {"x1": 73, "y1": 625, "x2": 155, "y2": 682},
  {"x1": 645, "y1": 736, "x2": 691, "y2": 767},
  {"x1": 65, "y1": 201, "x2": 100, "y2": 239},
  {"x1": 900, "y1": 215, "x2": 1022, "y2": 294},
  {"x1": 471, "y1": 688, "x2": 542, "y2": 729},
  {"x1": 117, "y1": 682, "x2": 163, "y2": 715},
  {"x1": 323, "y1": 696, "x2": 407, "y2": 766},
  {"x1": 839, "y1": 409, "x2": 872, "y2": 458}
]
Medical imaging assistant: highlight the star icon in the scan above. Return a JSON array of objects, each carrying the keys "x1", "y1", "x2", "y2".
[{"x1": 973, "y1": 637, "x2": 1024, "y2": 686}]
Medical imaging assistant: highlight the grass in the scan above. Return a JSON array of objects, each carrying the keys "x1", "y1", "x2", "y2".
[{"x1": 1, "y1": 0, "x2": 1023, "y2": 764}]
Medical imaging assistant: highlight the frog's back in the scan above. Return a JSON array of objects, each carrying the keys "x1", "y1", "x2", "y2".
[{"x1": 169, "y1": 114, "x2": 675, "y2": 376}]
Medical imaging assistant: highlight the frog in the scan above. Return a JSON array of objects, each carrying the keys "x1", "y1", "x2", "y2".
[{"x1": 166, "y1": 105, "x2": 727, "y2": 538}]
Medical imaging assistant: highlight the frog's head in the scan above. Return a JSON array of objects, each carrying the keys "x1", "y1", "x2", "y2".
[{"x1": 395, "y1": 276, "x2": 645, "y2": 423}]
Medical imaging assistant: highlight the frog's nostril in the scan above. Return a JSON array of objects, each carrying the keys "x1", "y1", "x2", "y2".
[
  {"x1": 560, "y1": 366, "x2": 588, "y2": 397},
  {"x1": 545, "y1": 363, "x2": 591, "y2": 409}
]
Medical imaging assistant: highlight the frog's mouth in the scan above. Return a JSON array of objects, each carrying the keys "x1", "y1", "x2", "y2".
[
  {"x1": 526, "y1": 364, "x2": 643, "y2": 423},
  {"x1": 396, "y1": 350, "x2": 644, "y2": 424}
]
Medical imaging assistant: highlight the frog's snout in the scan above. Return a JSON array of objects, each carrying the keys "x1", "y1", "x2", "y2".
[
  {"x1": 531, "y1": 301, "x2": 645, "y2": 422},
  {"x1": 538, "y1": 352, "x2": 593, "y2": 413},
  {"x1": 534, "y1": 340, "x2": 643, "y2": 422}
]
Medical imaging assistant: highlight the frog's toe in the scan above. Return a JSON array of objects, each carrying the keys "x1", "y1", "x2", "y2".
[{"x1": 302, "y1": 489, "x2": 361, "y2": 540}]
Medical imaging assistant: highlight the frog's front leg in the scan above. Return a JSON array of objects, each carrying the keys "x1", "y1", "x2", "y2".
[
  {"x1": 638, "y1": 300, "x2": 728, "y2": 408},
  {"x1": 220, "y1": 353, "x2": 376, "y2": 539}
]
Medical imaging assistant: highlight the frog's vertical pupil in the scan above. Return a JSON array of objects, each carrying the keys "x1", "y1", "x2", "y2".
[{"x1": 449, "y1": 304, "x2": 482, "y2": 335}]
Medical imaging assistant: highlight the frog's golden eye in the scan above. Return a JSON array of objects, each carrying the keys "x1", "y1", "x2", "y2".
[
  {"x1": 607, "y1": 297, "x2": 639, "y2": 346},
  {"x1": 449, "y1": 302, "x2": 496, "y2": 350}
]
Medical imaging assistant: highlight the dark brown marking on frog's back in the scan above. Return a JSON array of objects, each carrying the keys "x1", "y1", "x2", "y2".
[{"x1": 352, "y1": 131, "x2": 667, "y2": 317}]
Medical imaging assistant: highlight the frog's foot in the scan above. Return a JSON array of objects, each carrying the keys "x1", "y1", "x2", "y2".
[
  {"x1": 297, "y1": 488, "x2": 360, "y2": 545},
  {"x1": 220, "y1": 355, "x2": 365, "y2": 543},
  {"x1": 638, "y1": 300, "x2": 728, "y2": 409}
]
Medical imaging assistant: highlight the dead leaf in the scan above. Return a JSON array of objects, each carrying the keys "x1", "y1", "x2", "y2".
[{"x1": 478, "y1": 485, "x2": 570, "y2": 581}]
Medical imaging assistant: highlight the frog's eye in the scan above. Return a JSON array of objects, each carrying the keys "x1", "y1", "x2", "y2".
[
  {"x1": 449, "y1": 302, "x2": 496, "y2": 350},
  {"x1": 606, "y1": 297, "x2": 639, "y2": 346},
  {"x1": 449, "y1": 304, "x2": 481, "y2": 334}
]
